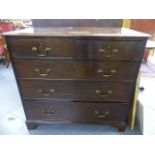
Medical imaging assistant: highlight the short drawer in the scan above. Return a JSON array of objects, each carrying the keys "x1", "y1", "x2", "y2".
[
  {"x1": 8, "y1": 38, "x2": 145, "y2": 60},
  {"x1": 14, "y1": 59, "x2": 139, "y2": 80},
  {"x1": 8, "y1": 38, "x2": 75, "y2": 58},
  {"x1": 75, "y1": 39, "x2": 145, "y2": 61},
  {"x1": 24, "y1": 100, "x2": 129, "y2": 122},
  {"x1": 19, "y1": 80, "x2": 133, "y2": 102}
]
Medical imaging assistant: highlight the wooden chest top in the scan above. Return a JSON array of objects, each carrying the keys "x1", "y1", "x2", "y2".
[{"x1": 3, "y1": 27, "x2": 150, "y2": 38}]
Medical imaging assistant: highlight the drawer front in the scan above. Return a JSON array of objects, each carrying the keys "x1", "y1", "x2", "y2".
[
  {"x1": 24, "y1": 100, "x2": 129, "y2": 122},
  {"x1": 8, "y1": 38, "x2": 144, "y2": 60},
  {"x1": 19, "y1": 80, "x2": 133, "y2": 102},
  {"x1": 8, "y1": 38, "x2": 75, "y2": 58},
  {"x1": 14, "y1": 59, "x2": 139, "y2": 80},
  {"x1": 75, "y1": 40, "x2": 145, "y2": 61}
]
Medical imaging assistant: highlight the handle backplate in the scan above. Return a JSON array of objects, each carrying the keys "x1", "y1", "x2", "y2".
[
  {"x1": 99, "y1": 48, "x2": 119, "y2": 58},
  {"x1": 32, "y1": 46, "x2": 51, "y2": 57},
  {"x1": 35, "y1": 68, "x2": 52, "y2": 77},
  {"x1": 43, "y1": 109, "x2": 55, "y2": 116},
  {"x1": 95, "y1": 90, "x2": 112, "y2": 97},
  {"x1": 38, "y1": 89, "x2": 55, "y2": 96},
  {"x1": 97, "y1": 69, "x2": 116, "y2": 77}
]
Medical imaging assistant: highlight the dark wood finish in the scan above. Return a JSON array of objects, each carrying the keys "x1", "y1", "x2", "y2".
[
  {"x1": 8, "y1": 38, "x2": 74, "y2": 59},
  {"x1": 26, "y1": 121, "x2": 38, "y2": 129},
  {"x1": 8, "y1": 38, "x2": 145, "y2": 61},
  {"x1": 3, "y1": 27, "x2": 150, "y2": 37},
  {"x1": 74, "y1": 39, "x2": 145, "y2": 61},
  {"x1": 14, "y1": 59, "x2": 139, "y2": 80},
  {"x1": 19, "y1": 80, "x2": 133, "y2": 102},
  {"x1": 111, "y1": 122, "x2": 126, "y2": 131},
  {"x1": 3, "y1": 26, "x2": 148, "y2": 132},
  {"x1": 32, "y1": 19, "x2": 123, "y2": 27},
  {"x1": 24, "y1": 100, "x2": 129, "y2": 123}
]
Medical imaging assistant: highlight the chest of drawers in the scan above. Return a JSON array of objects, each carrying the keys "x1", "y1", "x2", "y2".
[{"x1": 3, "y1": 27, "x2": 149, "y2": 131}]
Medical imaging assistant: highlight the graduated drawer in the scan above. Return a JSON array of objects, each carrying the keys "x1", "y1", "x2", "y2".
[
  {"x1": 14, "y1": 59, "x2": 139, "y2": 81},
  {"x1": 8, "y1": 38, "x2": 145, "y2": 60},
  {"x1": 19, "y1": 80, "x2": 133, "y2": 102},
  {"x1": 24, "y1": 100, "x2": 129, "y2": 122}
]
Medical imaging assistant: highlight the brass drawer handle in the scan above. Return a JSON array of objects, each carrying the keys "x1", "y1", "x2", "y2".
[
  {"x1": 99, "y1": 48, "x2": 119, "y2": 57},
  {"x1": 32, "y1": 46, "x2": 51, "y2": 57},
  {"x1": 94, "y1": 110, "x2": 110, "y2": 118},
  {"x1": 97, "y1": 114, "x2": 106, "y2": 118},
  {"x1": 38, "y1": 89, "x2": 55, "y2": 96},
  {"x1": 95, "y1": 90, "x2": 112, "y2": 97},
  {"x1": 97, "y1": 69, "x2": 116, "y2": 77},
  {"x1": 43, "y1": 109, "x2": 55, "y2": 116},
  {"x1": 35, "y1": 68, "x2": 52, "y2": 77}
]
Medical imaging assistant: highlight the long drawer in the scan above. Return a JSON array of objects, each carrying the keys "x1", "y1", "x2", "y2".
[
  {"x1": 19, "y1": 80, "x2": 133, "y2": 102},
  {"x1": 14, "y1": 59, "x2": 139, "y2": 80},
  {"x1": 24, "y1": 100, "x2": 129, "y2": 123},
  {"x1": 8, "y1": 38, "x2": 144, "y2": 60}
]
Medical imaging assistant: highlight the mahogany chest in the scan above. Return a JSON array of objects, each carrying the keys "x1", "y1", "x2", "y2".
[{"x1": 3, "y1": 27, "x2": 149, "y2": 131}]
